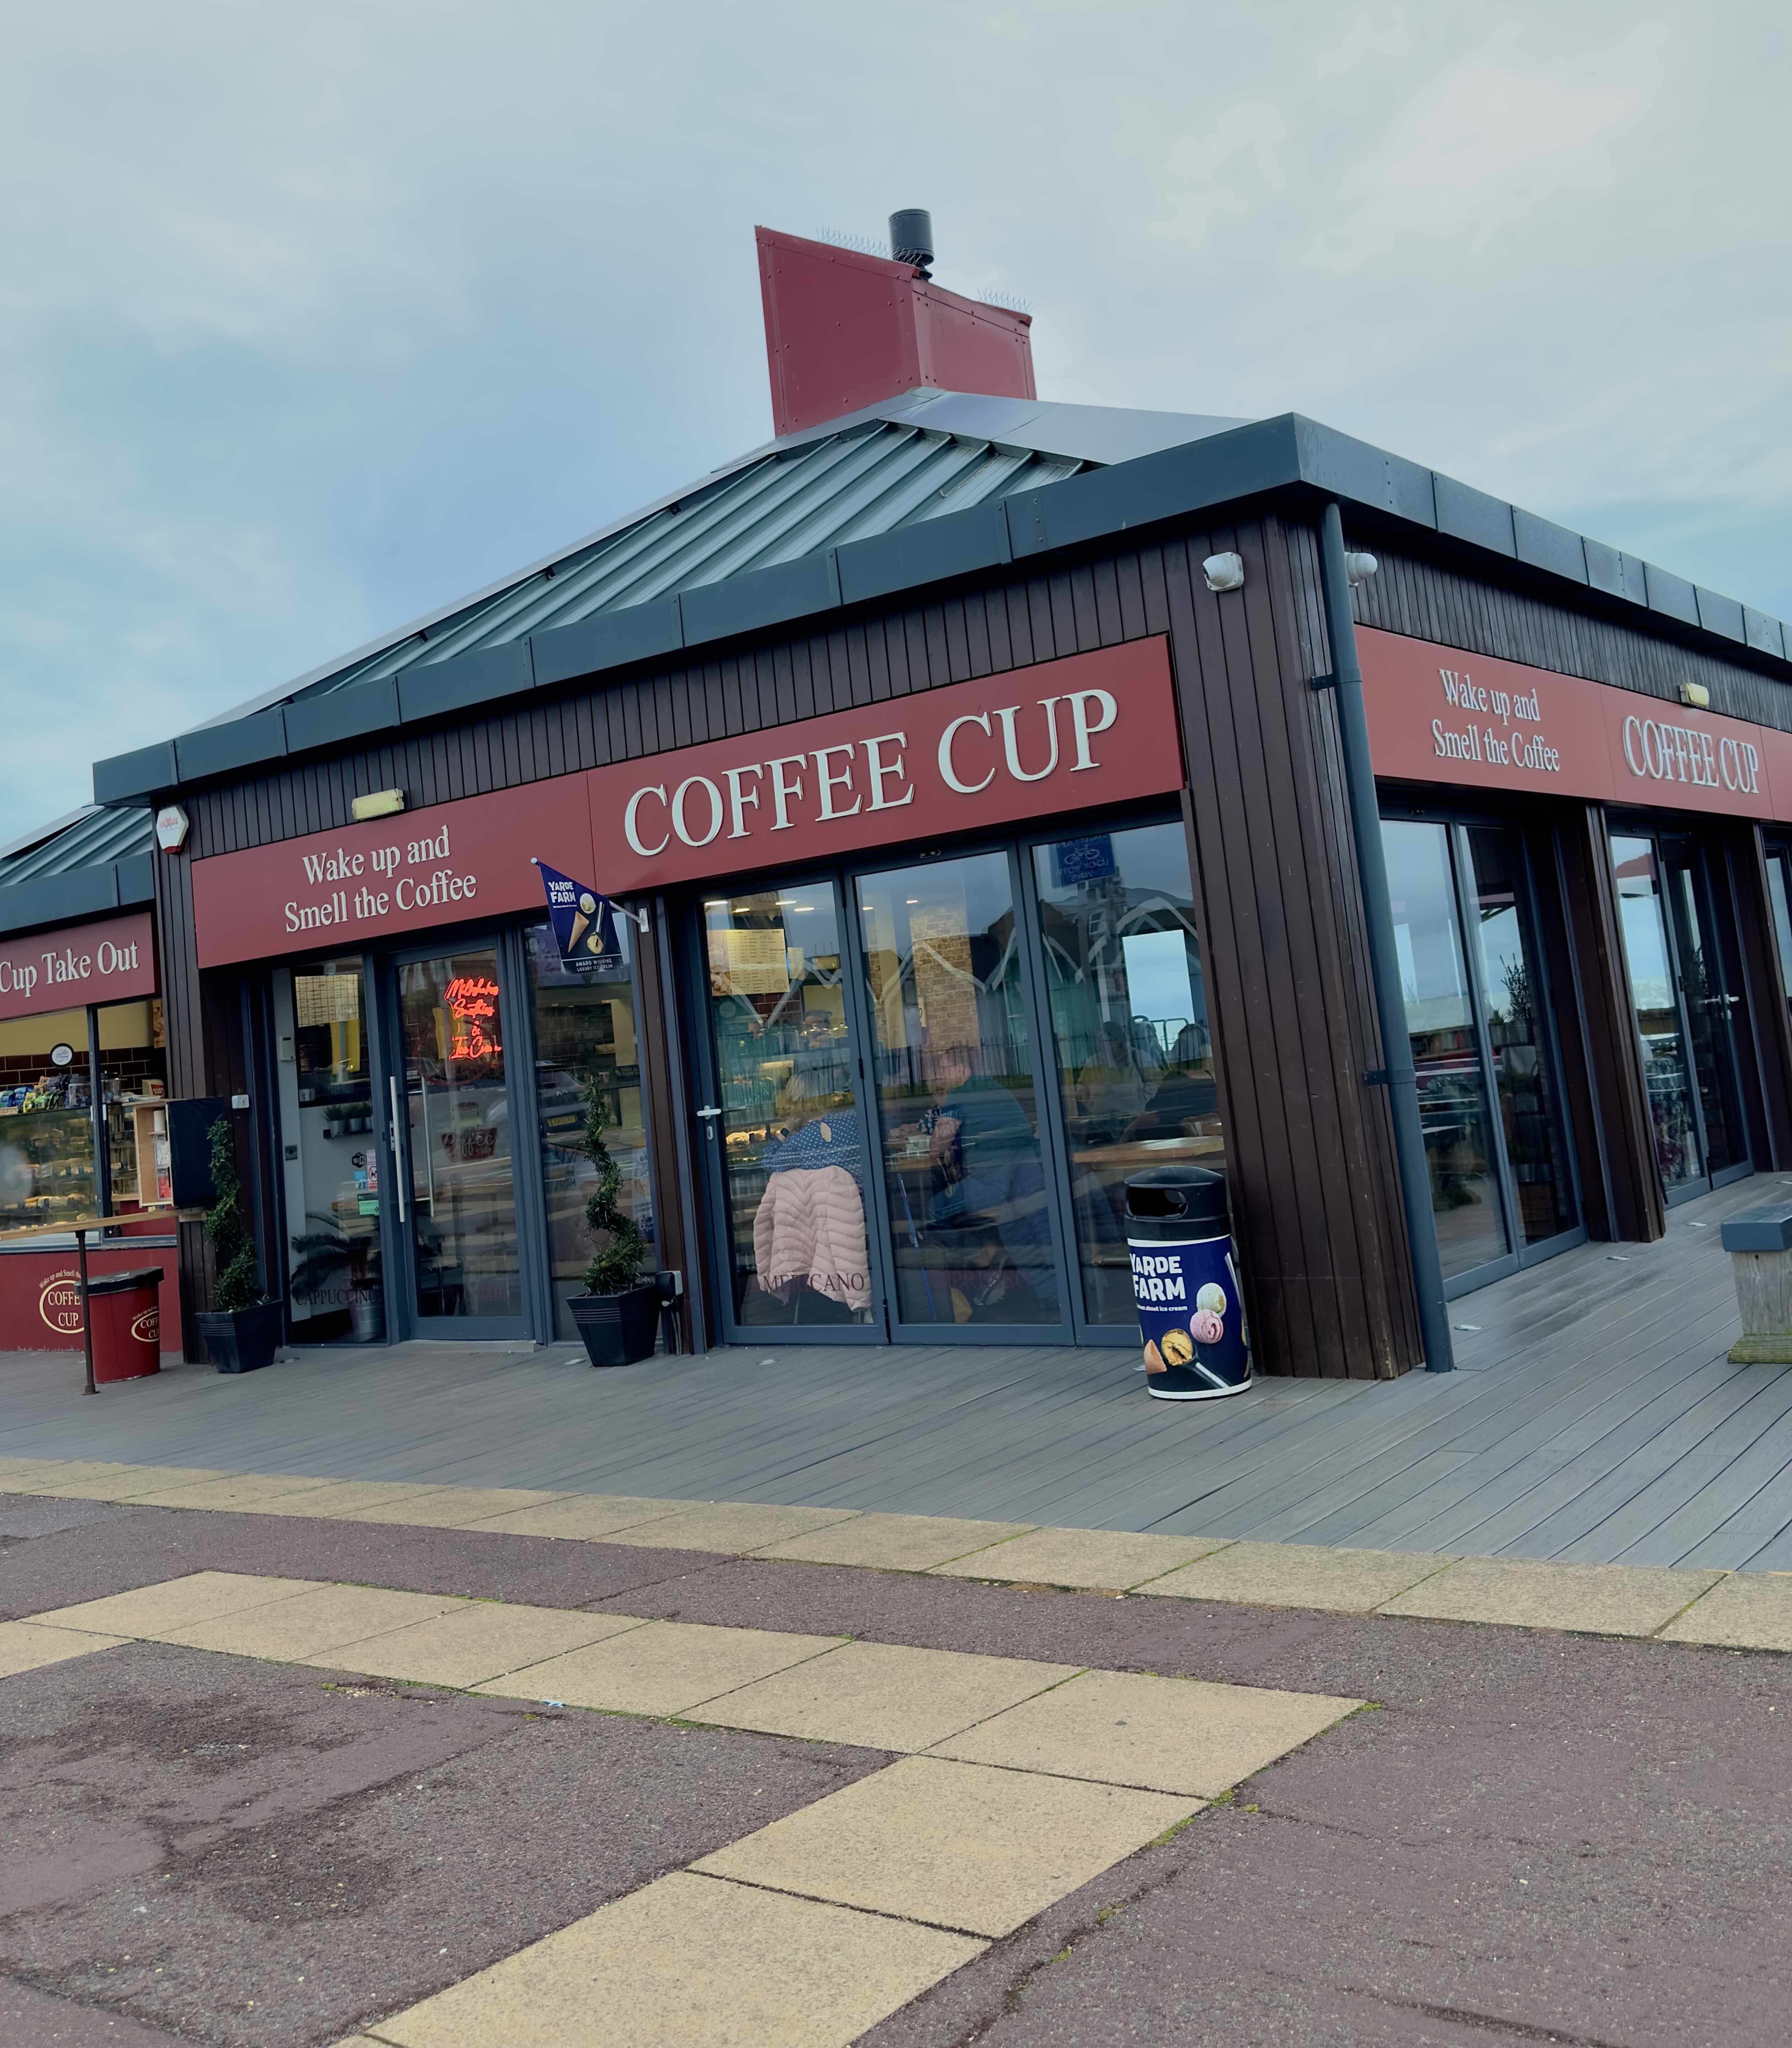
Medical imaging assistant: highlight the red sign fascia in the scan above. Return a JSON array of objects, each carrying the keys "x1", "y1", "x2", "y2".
[
  {"x1": 0, "y1": 911, "x2": 156, "y2": 1024},
  {"x1": 587, "y1": 638, "x2": 1184, "y2": 893},
  {"x1": 1360, "y1": 626, "x2": 1792, "y2": 823},
  {"x1": 0, "y1": 1229, "x2": 182, "y2": 1351},
  {"x1": 190, "y1": 640, "x2": 1184, "y2": 965},
  {"x1": 192, "y1": 776, "x2": 596, "y2": 969}
]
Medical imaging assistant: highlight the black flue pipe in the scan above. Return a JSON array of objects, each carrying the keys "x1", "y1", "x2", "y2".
[{"x1": 1317, "y1": 501, "x2": 1454, "y2": 1372}]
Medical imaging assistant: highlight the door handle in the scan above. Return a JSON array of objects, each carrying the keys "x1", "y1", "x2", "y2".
[
  {"x1": 696, "y1": 1104, "x2": 723, "y2": 1144},
  {"x1": 388, "y1": 1075, "x2": 408, "y2": 1223}
]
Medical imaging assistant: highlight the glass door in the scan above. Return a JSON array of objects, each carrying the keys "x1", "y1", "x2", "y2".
[
  {"x1": 697, "y1": 880, "x2": 879, "y2": 1336},
  {"x1": 1611, "y1": 834, "x2": 1703, "y2": 1195},
  {"x1": 1661, "y1": 833, "x2": 1750, "y2": 1186},
  {"x1": 395, "y1": 944, "x2": 528, "y2": 1332},
  {"x1": 856, "y1": 849, "x2": 1068, "y2": 1335}
]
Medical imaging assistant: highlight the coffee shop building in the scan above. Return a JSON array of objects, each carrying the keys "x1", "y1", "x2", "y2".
[{"x1": 79, "y1": 226, "x2": 1792, "y2": 1379}]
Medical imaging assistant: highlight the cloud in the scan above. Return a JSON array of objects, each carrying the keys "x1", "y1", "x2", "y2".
[{"x1": 3, "y1": 0, "x2": 1788, "y2": 823}]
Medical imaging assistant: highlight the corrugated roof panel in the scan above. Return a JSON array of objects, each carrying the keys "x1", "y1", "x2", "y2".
[
  {"x1": 0, "y1": 806, "x2": 154, "y2": 885},
  {"x1": 288, "y1": 421, "x2": 1091, "y2": 703}
]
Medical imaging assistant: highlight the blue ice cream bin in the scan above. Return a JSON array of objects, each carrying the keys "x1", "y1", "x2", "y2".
[{"x1": 1125, "y1": 1166, "x2": 1251, "y2": 1400}]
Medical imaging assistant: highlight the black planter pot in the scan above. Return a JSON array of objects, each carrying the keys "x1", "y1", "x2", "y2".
[
  {"x1": 570, "y1": 1284, "x2": 659, "y2": 1368},
  {"x1": 197, "y1": 1302, "x2": 282, "y2": 1374}
]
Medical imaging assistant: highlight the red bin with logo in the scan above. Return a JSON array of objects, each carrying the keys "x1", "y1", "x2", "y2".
[{"x1": 84, "y1": 1268, "x2": 163, "y2": 1383}]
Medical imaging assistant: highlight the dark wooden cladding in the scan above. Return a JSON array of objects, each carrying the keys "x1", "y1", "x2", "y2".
[
  {"x1": 1343, "y1": 534, "x2": 1792, "y2": 733},
  {"x1": 161, "y1": 521, "x2": 1421, "y2": 1378}
]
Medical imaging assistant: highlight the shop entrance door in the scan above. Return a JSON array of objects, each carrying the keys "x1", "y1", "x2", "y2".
[
  {"x1": 1611, "y1": 830, "x2": 1753, "y2": 1202},
  {"x1": 391, "y1": 941, "x2": 532, "y2": 1335}
]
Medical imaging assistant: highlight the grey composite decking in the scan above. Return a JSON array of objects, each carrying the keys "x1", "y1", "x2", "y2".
[{"x1": 5, "y1": 1175, "x2": 1792, "y2": 1569}]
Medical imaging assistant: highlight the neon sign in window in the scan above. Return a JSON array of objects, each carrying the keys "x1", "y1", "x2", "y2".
[{"x1": 443, "y1": 975, "x2": 502, "y2": 1061}]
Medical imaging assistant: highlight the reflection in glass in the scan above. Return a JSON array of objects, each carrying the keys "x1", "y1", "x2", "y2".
[
  {"x1": 1033, "y1": 823, "x2": 1219, "y2": 1323},
  {"x1": 1382, "y1": 820, "x2": 1509, "y2": 1278},
  {"x1": 703, "y1": 885, "x2": 871, "y2": 1326},
  {"x1": 401, "y1": 948, "x2": 522, "y2": 1319},
  {"x1": 0, "y1": 1006, "x2": 96, "y2": 1229},
  {"x1": 1611, "y1": 835, "x2": 1702, "y2": 1190},
  {"x1": 96, "y1": 999, "x2": 169, "y2": 1213},
  {"x1": 1663, "y1": 842, "x2": 1745, "y2": 1176},
  {"x1": 859, "y1": 851, "x2": 1061, "y2": 1326},
  {"x1": 529, "y1": 923, "x2": 655, "y2": 1342},
  {"x1": 1463, "y1": 828, "x2": 1575, "y2": 1247},
  {"x1": 273, "y1": 958, "x2": 384, "y2": 1341},
  {"x1": 1767, "y1": 849, "x2": 1792, "y2": 1022}
]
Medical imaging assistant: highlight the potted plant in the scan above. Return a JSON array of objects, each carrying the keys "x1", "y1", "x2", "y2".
[
  {"x1": 195, "y1": 1116, "x2": 282, "y2": 1373},
  {"x1": 569, "y1": 1073, "x2": 658, "y2": 1368}
]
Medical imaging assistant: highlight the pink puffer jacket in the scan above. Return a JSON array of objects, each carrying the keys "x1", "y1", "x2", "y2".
[{"x1": 753, "y1": 1166, "x2": 870, "y2": 1307}]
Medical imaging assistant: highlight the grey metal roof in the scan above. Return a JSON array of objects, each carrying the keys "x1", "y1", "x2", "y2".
[{"x1": 0, "y1": 805, "x2": 155, "y2": 938}]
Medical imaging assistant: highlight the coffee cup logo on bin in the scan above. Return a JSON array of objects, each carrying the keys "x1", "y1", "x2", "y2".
[
  {"x1": 39, "y1": 1270, "x2": 83, "y2": 1335},
  {"x1": 130, "y1": 1307, "x2": 160, "y2": 1345}
]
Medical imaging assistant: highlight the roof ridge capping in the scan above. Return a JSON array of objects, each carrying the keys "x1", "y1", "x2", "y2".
[{"x1": 92, "y1": 409, "x2": 1792, "y2": 805}]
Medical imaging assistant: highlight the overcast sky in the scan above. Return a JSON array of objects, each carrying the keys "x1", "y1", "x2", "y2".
[{"x1": 4, "y1": 1, "x2": 1788, "y2": 828}]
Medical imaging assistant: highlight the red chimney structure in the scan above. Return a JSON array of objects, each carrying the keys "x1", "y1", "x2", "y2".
[{"x1": 755, "y1": 225, "x2": 1036, "y2": 437}]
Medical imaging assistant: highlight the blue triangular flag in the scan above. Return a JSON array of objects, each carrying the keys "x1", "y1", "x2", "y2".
[{"x1": 535, "y1": 861, "x2": 624, "y2": 972}]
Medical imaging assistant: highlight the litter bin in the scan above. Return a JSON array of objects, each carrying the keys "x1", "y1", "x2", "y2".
[
  {"x1": 1125, "y1": 1166, "x2": 1250, "y2": 1400},
  {"x1": 85, "y1": 1268, "x2": 163, "y2": 1384}
]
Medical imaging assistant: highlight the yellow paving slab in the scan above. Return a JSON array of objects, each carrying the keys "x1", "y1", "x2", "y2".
[
  {"x1": 4, "y1": 1459, "x2": 141, "y2": 1494},
  {"x1": 930, "y1": 1666, "x2": 1362, "y2": 1797},
  {"x1": 17, "y1": 1464, "x2": 227, "y2": 1499},
  {"x1": 1139, "y1": 1539, "x2": 1454, "y2": 1611},
  {"x1": 125, "y1": 1473, "x2": 346, "y2": 1511},
  {"x1": 338, "y1": 1487, "x2": 571, "y2": 1528},
  {"x1": 31, "y1": 1570, "x2": 325, "y2": 1638},
  {"x1": 597, "y1": 1501, "x2": 861, "y2": 1553},
  {"x1": 0, "y1": 1619, "x2": 131, "y2": 1678},
  {"x1": 753, "y1": 1512, "x2": 1034, "y2": 1571},
  {"x1": 160, "y1": 1584, "x2": 468, "y2": 1660},
  {"x1": 694, "y1": 1638, "x2": 1078, "y2": 1751},
  {"x1": 1657, "y1": 1573, "x2": 1792, "y2": 1651},
  {"x1": 251, "y1": 1480, "x2": 456, "y2": 1519},
  {"x1": 695, "y1": 1754, "x2": 1193, "y2": 1937},
  {"x1": 464, "y1": 1495, "x2": 688, "y2": 1540},
  {"x1": 309, "y1": 1603, "x2": 650, "y2": 1688},
  {"x1": 370, "y1": 1867, "x2": 982, "y2": 2048},
  {"x1": 933, "y1": 1526, "x2": 1231, "y2": 1590},
  {"x1": 1377, "y1": 1555, "x2": 1725, "y2": 1635},
  {"x1": 471, "y1": 1618, "x2": 844, "y2": 1716}
]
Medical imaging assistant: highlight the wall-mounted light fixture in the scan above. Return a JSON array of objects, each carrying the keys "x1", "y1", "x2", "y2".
[
  {"x1": 1344, "y1": 552, "x2": 1380, "y2": 585},
  {"x1": 351, "y1": 788, "x2": 408, "y2": 823},
  {"x1": 1680, "y1": 682, "x2": 1711, "y2": 710},
  {"x1": 1202, "y1": 552, "x2": 1245, "y2": 592},
  {"x1": 154, "y1": 804, "x2": 190, "y2": 852}
]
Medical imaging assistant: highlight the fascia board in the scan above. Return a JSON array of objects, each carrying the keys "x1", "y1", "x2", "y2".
[
  {"x1": 0, "y1": 865, "x2": 120, "y2": 938},
  {"x1": 532, "y1": 598, "x2": 684, "y2": 690},
  {"x1": 284, "y1": 677, "x2": 402, "y2": 755},
  {"x1": 93, "y1": 741, "x2": 180, "y2": 807}
]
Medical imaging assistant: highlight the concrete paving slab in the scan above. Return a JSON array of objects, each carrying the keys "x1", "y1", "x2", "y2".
[
  {"x1": 754, "y1": 1512, "x2": 1033, "y2": 1571},
  {"x1": 0, "y1": 1619, "x2": 129, "y2": 1677},
  {"x1": 693, "y1": 1639, "x2": 1079, "y2": 1751},
  {"x1": 370, "y1": 1867, "x2": 983, "y2": 2048},
  {"x1": 309, "y1": 1603, "x2": 650, "y2": 1688},
  {"x1": 1657, "y1": 1571, "x2": 1792, "y2": 1650},
  {"x1": 7, "y1": 1459, "x2": 142, "y2": 1493},
  {"x1": 599, "y1": 1501, "x2": 861, "y2": 1552},
  {"x1": 124, "y1": 1473, "x2": 344, "y2": 1511},
  {"x1": 160, "y1": 1584, "x2": 468, "y2": 1659},
  {"x1": 249, "y1": 1480, "x2": 455, "y2": 1518},
  {"x1": 695, "y1": 1754, "x2": 1195, "y2": 1937},
  {"x1": 472, "y1": 1618, "x2": 845, "y2": 1716},
  {"x1": 466, "y1": 1495, "x2": 689, "y2": 1539},
  {"x1": 1378, "y1": 1554, "x2": 1725, "y2": 1635},
  {"x1": 33, "y1": 1464, "x2": 227, "y2": 1499},
  {"x1": 339, "y1": 1487, "x2": 570, "y2": 1528},
  {"x1": 933, "y1": 1526, "x2": 1231, "y2": 1590},
  {"x1": 32, "y1": 1569, "x2": 324, "y2": 1638},
  {"x1": 1139, "y1": 1539, "x2": 1455, "y2": 1611},
  {"x1": 930, "y1": 1667, "x2": 1363, "y2": 1797}
]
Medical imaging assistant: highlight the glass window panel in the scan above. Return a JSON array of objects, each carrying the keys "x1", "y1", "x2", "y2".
[
  {"x1": 1033, "y1": 822, "x2": 1220, "y2": 1324},
  {"x1": 703, "y1": 883, "x2": 872, "y2": 1326},
  {"x1": 400, "y1": 948, "x2": 522, "y2": 1320},
  {"x1": 96, "y1": 999, "x2": 169, "y2": 1212},
  {"x1": 859, "y1": 850, "x2": 1062, "y2": 1327},
  {"x1": 274, "y1": 958, "x2": 384, "y2": 1341},
  {"x1": 529, "y1": 921, "x2": 655, "y2": 1341},
  {"x1": 0, "y1": 1007, "x2": 96, "y2": 1229},
  {"x1": 1611, "y1": 834, "x2": 1702, "y2": 1189},
  {"x1": 1382, "y1": 820, "x2": 1509, "y2": 1278},
  {"x1": 1664, "y1": 841, "x2": 1746, "y2": 1176},
  {"x1": 1767, "y1": 850, "x2": 1792, "y2": 1018},
  {"x1": 1463, "y1": 827, "x2": 1576, "y2": 1247}
]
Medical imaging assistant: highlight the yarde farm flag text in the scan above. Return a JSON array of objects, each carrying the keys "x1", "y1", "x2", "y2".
[{"x1": 534, "y1": 860, "x2": 625, "y2": 973}]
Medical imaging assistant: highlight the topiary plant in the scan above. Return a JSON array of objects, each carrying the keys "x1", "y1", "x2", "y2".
[
  {"x1": 583, "y1": 1071, "x2": 648, "y2": 1296},
  {"x1": 204, "y1": 1116, "x2": 261, "y2": 1313}
]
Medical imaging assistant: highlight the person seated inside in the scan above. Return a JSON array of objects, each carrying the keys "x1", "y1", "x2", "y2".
[{"x1": 1125, "y1": 1023, "x2": 1219, "y2": 1144}]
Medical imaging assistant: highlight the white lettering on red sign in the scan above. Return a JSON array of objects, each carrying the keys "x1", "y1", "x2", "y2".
[
  {"x1": 284, "y1": 825, "x2": 476, "y2": 933},
  {"x1": 1621, "y1": 714, "x2": 1760, "y2": 795},
  {"x1": 1430, "y1": 668, "x2": 1561, "y2": 778}
]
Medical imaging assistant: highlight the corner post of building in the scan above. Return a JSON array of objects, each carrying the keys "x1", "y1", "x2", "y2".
[{"x1": 1317, "y1": 501, "x2": 1453, "y2": 1372}]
